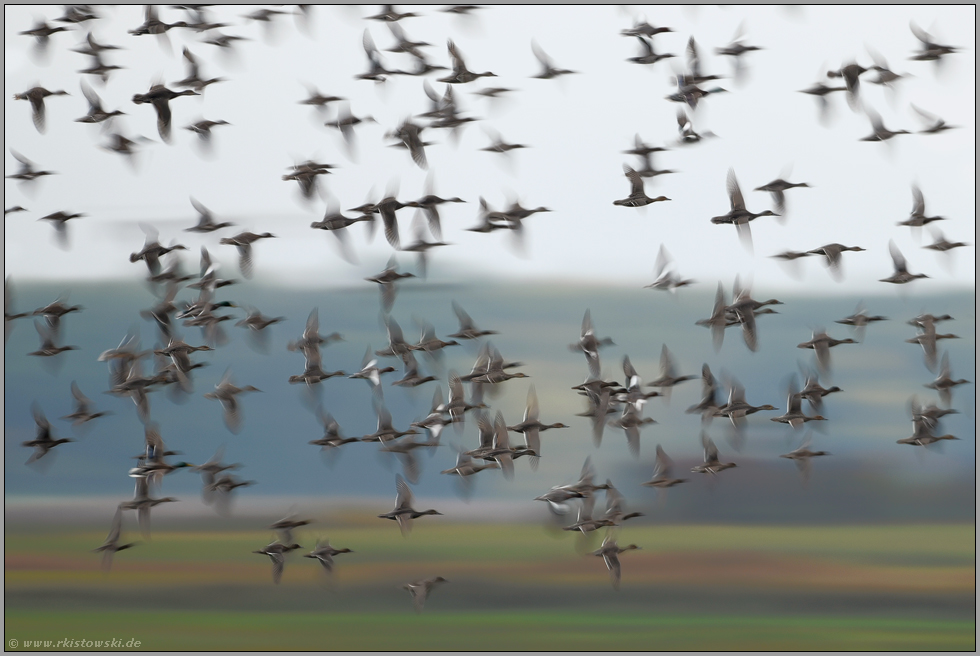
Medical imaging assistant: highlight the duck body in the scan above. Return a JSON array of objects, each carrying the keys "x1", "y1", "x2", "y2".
[
  {"x1": 799, "y1": 82, "x2": 847, "y2": 98},
  {"x1": 403, "y1": 576, "x2": 447, "y2": 612},
  {"x1": 880, "y1": 240, "x2": 928, "y2": 284},
  {"x1": 378, "y1": 475, "x2": 442, "y2": 535},
  {"x1": 691, "y1": 454, "x2": 736, "y2": 475},
  {"x1": 117, "y1": 476, "x2": 178, "y2": 538},
  {"x1": 898, "y1": 415, "x2": 958, "y2": 446},
  {"x1": 780, "y1": 436, "x2": 831, "y2": 480},
  {"x1": 24, "y1": 405, "x2": 74, "y2": 463},
  {"x1": 186, "y1": 119, "x2": 229, "y2": 141},
  {"x1": 754, "y1": 179, "x2": 810, "y2": 215},
  {"x1": 219, "y1": 232, "x2": 276, "y2": 279},
  {"x1": 77, "y1": 56, "x2": 124, "y2": 83},
  {"x1": 614, "y1": 166, "x2": 671, "y2": 207},
  {"x1": 644, "y1": 445, "x2": 688, "y2": 488},
  {"x1": 441, "y1": 450, "x2": 499, "y2": 477},
  {"x1": 711, "y1": 169, "x2": 778, "y2": 251},
  {"x1": 860, "y1": 110, "x2": 909, "y2": 142},
  {"x1": 309, "y1": 413, "x2": 360, "y2": 451},
  {"x1": 39, "y1": 212, "x2": 85, "y2": 247},
  {"x1": 253, "y1": 541, "x2": 303, "y2": 584},
  {"x1": 349, "y1": 348, "x2": 396, "y2": 391},
  {"x1": 304, "y1": 540, "x2": 353, "y2": 574},
  {"x1": 93, "y1": 508, "x2": 138, "y2": 572},
  {"x1": 391, "y1": 352, "x2": 437, "y2": 388},
  {"x1": 924, "y1": 353, "x2": 970, "y2": 406},
  {"x1": 909, "y1": 22, "x2": 960, "y2": 62},
  {"x1": 360, "y1": 402, "x2": 418, "y2": 444},
  {"x1": 77, "y1": 82, "x2": 125, "y2": 124},
  {"x1": 14, "y1": 86, "x2": 70, "y2": 133},
  {"x1": 7, "y1": 150, "x2": 56, "y2": 182},
  {"x1": 448, "y1": 302, "x2": 497, "y2": 340},
  {"x1": 621, "y1": 21, "x2": 673, "y2": 38},
  {"x1": 798, "y1": 374, "x2": 841, "y2": 413},
  {"x1": 591, "y1": 536, "x2": 640, "y2": 590},
  {"x1": 627, "y1": 36, "x2": 675, "y2": 65},
  {"x1": 906, "y1": 328, "x2": 959, "y2": 372},
  {"x1": 28, "y1": 320, "x2": 78, "y2": 357},
  {"x1": 204, "y1": 372, "x2": 261, "y2": 433},
  {"x1": 796, "y1": 330, "x2": 857, "y2": 373},
  {"x1": 771, "y1": 391, "x2": 827, "y2": 429},
  {"x1": 132, "y1": 85, "x2": 200, "y2": 142},
  {"x1": 924, "y1": 233, "x2": 968, "y2": 252},
  {"x1": 836, "y1": 309, "x2": 887, "y2": 329},
  {"x1": 62, "y1": 381, "x2": 111, "y2": 426},
  {"x1": 780, "y1": 447, "x2": 830, "y2": 461}
]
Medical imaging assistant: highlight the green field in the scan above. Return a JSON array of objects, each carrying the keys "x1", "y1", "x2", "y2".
[
  {"x1": 5, "y1": 521, "x2": 975, "y2": 651},
  {"x1": 6, "y1": 610, "x2": 973, "y2": 651}
]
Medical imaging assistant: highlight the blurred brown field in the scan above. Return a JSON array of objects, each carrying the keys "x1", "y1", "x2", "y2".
[{"x1": 5, "y1": 520, "x2": 975, "y2": 650}]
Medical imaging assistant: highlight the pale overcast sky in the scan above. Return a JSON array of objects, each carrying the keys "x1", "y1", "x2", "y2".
[{"x1": 4, "y1": 5, "x2": 975, "y2": 292}]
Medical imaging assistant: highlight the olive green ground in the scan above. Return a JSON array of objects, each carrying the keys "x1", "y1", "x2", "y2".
[
  {"x1": 6, "y1": 522, "x2": 975, "y2": 651},
  {"x1": 5, "y1": 610, "x2": 974, "y2": 651}
]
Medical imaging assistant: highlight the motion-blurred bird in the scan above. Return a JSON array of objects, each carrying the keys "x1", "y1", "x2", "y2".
[
  {"x1": 403, "y1": 576, "x2": 447, "y2": 612},
  {"x1": 13, "y1": 86, "x2": 70, "y2": 134}
]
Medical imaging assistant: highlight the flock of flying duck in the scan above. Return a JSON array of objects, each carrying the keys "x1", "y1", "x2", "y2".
[{"x1": 5, "y1": 6, "x2": 971, "y2": 606}]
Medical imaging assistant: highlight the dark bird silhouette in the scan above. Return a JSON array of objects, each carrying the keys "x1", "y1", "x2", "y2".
[
  {"x1": 880, "y1": 240, "x2": 928, "y2": 284},
  {"x1": 219, "y1": 231, "x2": 276, "y2": 279},
  {"x1": 304, "y1": 539, "x2": 354, "y2": 575},
  {"x1": 283, "y1": 160, "x2": 334, "y2": 201},
  {"x1": 378, "y1": 475, "x2": 442, "y2": 535},
  {"x1": 24, "y1": 404, "x2": 73, "y2": 463},
  {"x1": 366, "y1": 255, "x2": 415, "y2": 313},
  {"x1": 909, "y1": 21, "x2": 960, "y2": 63},
  {"x1": 613, "y1": 165, "x2": 670, "y2": 207},
  {"x1": 176, "y1": 48, "x2": 225, "y2": 93},
  {"x1": 797, "y1": 329, "x2": 857, "y2": 375},
  {"x1": 356, "y1": 29, "x2": 401, "y2": 82},
  {"x1": 910, "y1": 104, "x2": 957, "y2": 134},
  {"x1": 77, "y1": 81, "x2": 125, "y2": 125},
  {"x1": 715, "y1": 22, "x2": 762, "y2": 83},
  {"x1": 621, "y1": 19, "x2": 672, "y2": 38},
  {"x1": 859, "y1": 108, "x2": 909, "y2": 142},
  {"x1": 591, "y1": 535, "x2": 640, "y2": 590},
  {"x1": 923, "y1": 229, "x2": 968, "y2": 253},
  {"x1": 403, "y1": 577, "x2": 448, "y2": 612},
  {"x1": 569, "y1": 309, "x2": 615, "y2": 379},
  {"x1": 827, "y1": 61, "x2": 868, "y2": 111},
  {"x1": 627, "y1": 35, "x2": 674, "y2": 66},
  {"x1": 711, "y1": 169, "x2": 779, "y2": 253},
  {"x1": 754, "y1": 176, "x2": 810, "y2": 217},
  {"x1": 439, "y1": 39, "x2": 496, "y2": 84},
  {"x1": 72, "y1": 32, "x2": 122, "y2": 57},
  {"x1": 62, "y1": 381, "x2": 110, "y2": 427},
  {"x1": 643, "y1": 445, "x2": 687, "y2": 488},
  {"x1": 7, "y1": 149, "x2": 56, "y2": 183},
  {"x1": 899, "y1": 186, "x2": 946, "y2": 237},
  {"x1": 186, "y1": 198, "x2": 234, "y2": 233},
  {"x1": 92, "y1": 508, "x2": 138, "y2": 572},
  {"x1": 129, "y1": 5, "x2": 187, "y2": 38},
  {"x1": 367, "y1": 5, "x2": 419, "y2": 22},
  {"x1": 531, "y1": 41, "x2": 578, "y2": 79},
  {"x1": 132, "y1": 84, "x2": 199, "y2": 143},
  {"x1": 77, "y1": 54, "x2": 124, "y2": 84},
  {"x1": 39, "y1": 211, "x2": 85, "y2": 249},
  {"x1": 253, "y1": 541, "x2": 302, "y2": 584},
  {"x1": 13, "y1": 86, "x2": 69, "y2": 134}
]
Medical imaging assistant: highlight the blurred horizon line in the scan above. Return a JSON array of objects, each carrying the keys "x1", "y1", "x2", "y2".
[
  {"x1": 7, "y1": 492, "x2": 975, "y2": 525},
  {"x1": 4, "y1": 273, "x2": 976, "y2": 296}
]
